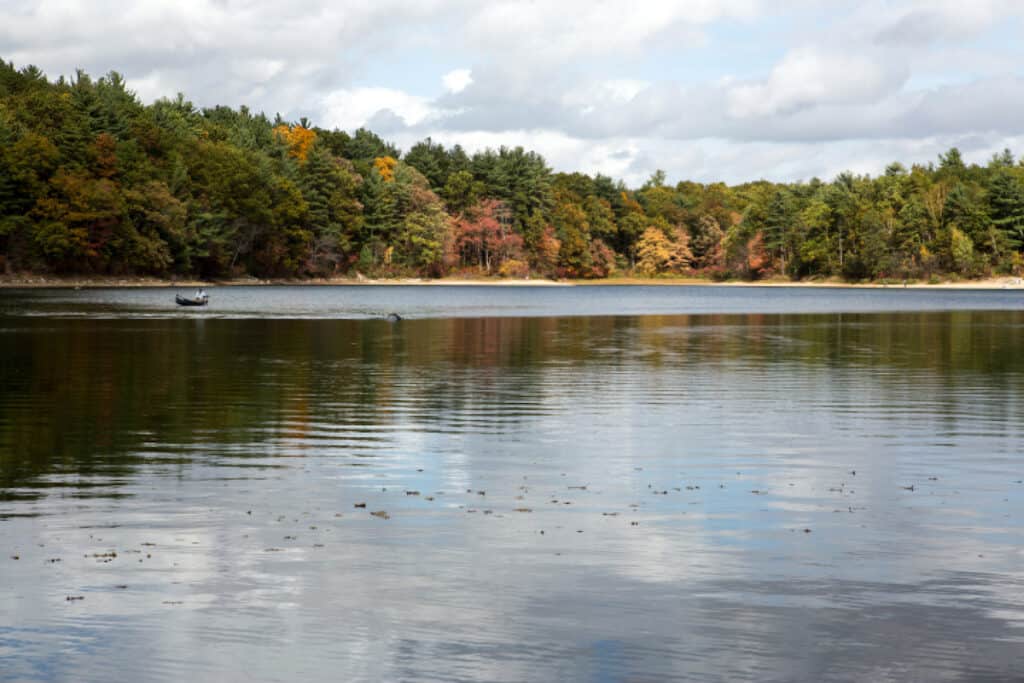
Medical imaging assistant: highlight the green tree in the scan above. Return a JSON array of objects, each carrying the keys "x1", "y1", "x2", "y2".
[
  {"x1": 442, "y1": 170, "x2": 482, "y2": 215},
  {"x1": 299, "y1": 150, "x2": 363, "y2": 274},
  {"x1": 552, "y1": 199, "x2": 590, "y2": 277},
  {"x1": 988, "y1": 168, "x2": 1024, "y2": 251},
  {"x1": 404, "y1": 137, "x2": 449, "y2": 189}
]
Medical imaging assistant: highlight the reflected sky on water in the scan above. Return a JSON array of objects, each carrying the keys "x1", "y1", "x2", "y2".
[
  {"x1": 1, "y1": 287, "x2": 1023, "y2": 681},
  {"x1": 2, "y1": 283, "x2": 1024, "y2": 319}
]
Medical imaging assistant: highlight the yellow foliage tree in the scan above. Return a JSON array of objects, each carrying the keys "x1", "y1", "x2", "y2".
[
  {"x1": 636, "y1": 226, "x2": 692, "y2": 276},
  {"x1": 374, "y1": 156, "x2": 398, "y2": 182},
  {"x1": 273, "y1": 124, "x2": 317, "y2": 163},
  {"x1": 666, "y1": 227, "x2": 693, "y2": 273},
  {"x1": 949, "y1": 226, "x2": 974, "y2": 274},
  {"x1": 636, "y1": 227, "x2": 672, "y2": 276}
]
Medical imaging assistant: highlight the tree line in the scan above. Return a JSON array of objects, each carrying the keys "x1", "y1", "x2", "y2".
[{"x1": 2, "y1": 62, "x2": 1024, "y2": 281}]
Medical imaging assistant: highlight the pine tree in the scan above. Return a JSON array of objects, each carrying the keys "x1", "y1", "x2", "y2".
[{"x1": 989, "y1": 169, "x2": 1024, "y2": 250}]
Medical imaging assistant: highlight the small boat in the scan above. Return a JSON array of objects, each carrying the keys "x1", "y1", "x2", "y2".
[{"x1": 175, "y1": 293, "x2": 209, "y2": 306}]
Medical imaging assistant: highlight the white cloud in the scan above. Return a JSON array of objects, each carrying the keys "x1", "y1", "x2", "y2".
[
  {"x1": 441, "y1": 68, "x2": 473, "y2": 94},
  {"x1": 870, "y1": 0, "x2": 1015, "y2": 45},
  {"x1": 726, "y1": 48, "x2": 907, "y2": 118},
  {"x1": 462, "y1": 0, "x2": 759, "y2": 63},
  {"x1": 321, "y1": 87, "x2": 435, "y2": 131},
  {"x1": 601, "y1": 79, "x2": 650, "y2": 103}
]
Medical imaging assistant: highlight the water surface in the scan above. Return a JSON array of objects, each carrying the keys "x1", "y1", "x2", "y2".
[
  {"x1": 3, "y1": 283, "x2": 1023, "y2": 319},
  {"x1": 1, "y1": 286, "x2": 1022, "y2": 682}
]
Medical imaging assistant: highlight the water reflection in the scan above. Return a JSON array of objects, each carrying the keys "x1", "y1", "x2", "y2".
[
  {"x1": 2, "y1": 283, "x2": 1024, "y2": 320},
  {"x1": 1, "y1": 309, "x2": 1023, "y2": 681}
]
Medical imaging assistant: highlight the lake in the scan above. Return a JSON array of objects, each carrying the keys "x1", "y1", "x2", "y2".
[{"x1": 1, "y1": 285, "x2": 1023, "y2": 682}]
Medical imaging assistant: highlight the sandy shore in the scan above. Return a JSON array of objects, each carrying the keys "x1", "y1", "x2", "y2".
[
  {"x1": 579, "y1": 276, "x2": 1024, "y2": 290},
  {"x1": 1, "y1": 274, "x2": 1023, "y2": 290}
]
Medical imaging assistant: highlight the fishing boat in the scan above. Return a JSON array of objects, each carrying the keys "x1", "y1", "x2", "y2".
[{"x1": 175, "y1": 292, "x2": 209, "y2": 306}]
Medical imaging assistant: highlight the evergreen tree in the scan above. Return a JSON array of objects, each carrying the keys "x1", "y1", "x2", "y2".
[{"x1": 989, "y1": 169, "x2": 1024, "y2": 250}]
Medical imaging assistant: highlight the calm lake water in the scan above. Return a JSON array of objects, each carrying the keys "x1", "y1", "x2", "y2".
[{"x1": 1, "y1": 285, "x2": 1023, "y2": 682}]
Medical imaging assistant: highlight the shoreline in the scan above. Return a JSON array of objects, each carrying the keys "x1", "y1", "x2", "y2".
[{"x1": 1, "y1": 274, "x2": 1023, "y2": 290}]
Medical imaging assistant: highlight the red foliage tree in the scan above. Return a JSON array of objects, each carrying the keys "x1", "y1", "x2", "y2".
[
  {"x1": 454, "y1": 199, "x2": 524, "y2": 274},
  {"x1": 746, "y1": 231, "x2": 771, "y2": 279},
  {"x1": 587, "y1": 239, "x2": 616, "y2": 278}
]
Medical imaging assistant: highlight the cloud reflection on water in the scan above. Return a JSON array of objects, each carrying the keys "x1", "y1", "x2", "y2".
[{"x1": 1, "y1": 302, "x2": 1023, "y2": 681}]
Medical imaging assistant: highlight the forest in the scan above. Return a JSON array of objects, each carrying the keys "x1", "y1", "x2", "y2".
[{"x1": 2, "y1": 61, "x2": 1024, "y2": 282}]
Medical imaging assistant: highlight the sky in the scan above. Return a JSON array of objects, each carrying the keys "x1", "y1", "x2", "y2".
[{"x1": 2, "y1": 0, "x2": 1024, "y2": 185}]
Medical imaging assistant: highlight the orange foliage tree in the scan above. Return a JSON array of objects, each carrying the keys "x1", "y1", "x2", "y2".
[
  {"x1": 746, "y1": 232, "x2": 770, "y2": 278},
  {"x1": 273, "y1": 124, "x2": 317, "y2": 163}
]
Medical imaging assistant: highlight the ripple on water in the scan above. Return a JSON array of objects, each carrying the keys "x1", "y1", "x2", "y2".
[{"x1": 1, "y1": 302, "x2": 1023, "y2": 680}]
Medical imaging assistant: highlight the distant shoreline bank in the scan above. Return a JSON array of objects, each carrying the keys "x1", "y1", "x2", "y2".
[{"x1": 2, "y1": 274, "x2": 1023, "y2": 290}]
